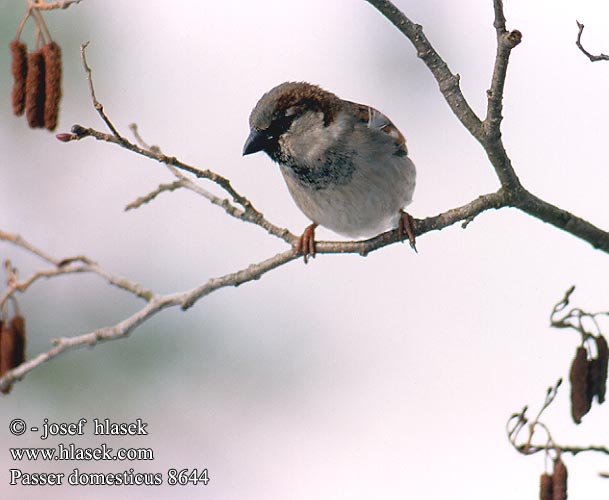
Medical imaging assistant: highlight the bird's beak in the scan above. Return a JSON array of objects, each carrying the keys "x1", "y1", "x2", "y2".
[{"x1": 242, "y1": 129, "x2": 268, "y2": 156}]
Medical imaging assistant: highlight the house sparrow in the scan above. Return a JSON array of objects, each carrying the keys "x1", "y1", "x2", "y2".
[{"x1": 243, "y1": 82, "x2": 416, "y2": 260}]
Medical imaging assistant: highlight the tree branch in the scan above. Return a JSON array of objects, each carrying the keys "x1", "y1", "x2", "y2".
[
  {"x1": 0, "y1": 230, "x2": 155, "y2": 304},
  {"x1": 0, "y1": 184, "x2": 514, "y2": 392},
  {"x1": 67, "y1": 121, "x2": 297, "y2": 244},
  {"x1": 28, "y1": 0, "x2": 84, "y2": 11},
  {"x1": 366, "y1": 0, "x2": 609, "y2": 251},
  {"x1": 576, "y1": 21, "x2": 609, "y2": 62},
  {"x1": 512, "y1": 189, "x2": 609, "y2": 253},
  {"x1": 485, "y1": 0, "x2": 522, "y2": 144},
  {"x1": 507, "y1": 381, "x2": 609, "y2": 458},
  {"x1": 0, "y1": 183, "x2": 498, "y2": 392},
  {"x1": 364, "y1": 0, "x2": 485, "y2": 142}
]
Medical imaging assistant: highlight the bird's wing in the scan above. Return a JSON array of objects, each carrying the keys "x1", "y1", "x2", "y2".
[{"x1": 346, "y1": 101, "x2": 408, "y2": 155}]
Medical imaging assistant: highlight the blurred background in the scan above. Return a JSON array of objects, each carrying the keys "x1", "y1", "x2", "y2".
[{"x1": 1, "y1": 0, "x2": 609, "y2": 498}]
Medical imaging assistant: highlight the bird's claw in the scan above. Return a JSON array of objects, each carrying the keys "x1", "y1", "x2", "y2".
[
  {"x1": 399, "y1": 211, "x2": 417, "y2": 252},
  {"x1": 295, "y1": 223, "x2": 318, "y2": 263}
]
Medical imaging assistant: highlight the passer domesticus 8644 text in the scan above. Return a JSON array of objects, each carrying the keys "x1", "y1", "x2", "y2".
[{"x1": 243, "y1": 82, "x2": 416, "y2": 260}]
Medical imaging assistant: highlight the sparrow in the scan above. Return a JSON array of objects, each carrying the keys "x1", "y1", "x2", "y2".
[{"x1": 243, "y1": 82, "x2": 417, "y2": 261}]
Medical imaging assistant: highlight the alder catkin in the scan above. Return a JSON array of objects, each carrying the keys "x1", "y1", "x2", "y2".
[
  {"x1": 552, "y1": 458, "x2": 567, "y2": 500},
  {"x1": 569, "y1": 346, "x2": 590, "y2": 424},
  {"x1": 0, "y1": 323, "x2": 15, "y2": 394},
  {"x1": 41, "y1": 41, "x2": 62, "y2": 131},
  {"x1": 0, "y1": 316, "x2": 26, "y2": 395},
  {"x1": 540, "y1": 473, "x2": 553, "y2": 500},
  {"x1": 594, "y1": 334, "x2": 608, "y2": 404},
  {"x1": 25, "y1": 50, "x2": 46, "y2": 128},
  {"x1": 10, "y1": 315, "x2": 26, "y2": 369},
  {"x1": 10, "y1": 40, "x2": 28, "y2": 116}
]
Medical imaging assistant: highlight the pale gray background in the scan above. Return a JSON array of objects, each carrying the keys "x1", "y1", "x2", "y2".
[{"x1": 1, "y1": 0, "x2": 609, "y2": 498}]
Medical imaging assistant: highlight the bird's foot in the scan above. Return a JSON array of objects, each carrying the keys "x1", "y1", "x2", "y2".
[
  {"x1": 295, "y1": 223, "x2": 318, "y2": 263},
  {"x1": 398, "y1": 211, "x2": 417, "y2": 252}
]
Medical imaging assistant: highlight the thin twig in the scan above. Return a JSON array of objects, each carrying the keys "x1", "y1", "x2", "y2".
[
  {"x1": 0, "y1": 230, "x2": 155, "y2": 306},
  {"x1": 366, "y1": 1, "x2": 609, "y2": 253},
  {"x1": 80, "y1": 42, "x2": 126, "y2": 141},
  {"x1": 576, "y1": 21, "x2": 609, "y2": 62},
  {"x1": 364, "y1": 0, "x2": 484, "y2": 142},
  {"x1": 30, "y1": 0, "x2": 84, "y2": 10},
  {"x1": 125, "y1": 180, "x2": 185, "y2": 211},
  {"x1": 0, "y1": 187, "x2": 511, "y2": 390},
  {"x1": 485, "y1": 0, "x2": 522, "y2": 148},
  {"x1": 550, "y1": 285, "x2": 609, "y2": 338},
  {"x1": 507, "y1": 381, "x2": 609, "y2": 458}
]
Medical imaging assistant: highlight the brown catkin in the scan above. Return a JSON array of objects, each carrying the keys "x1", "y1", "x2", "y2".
[
  {"x1": 25, "y1": 50, "x2": 46, "y2": 128},
  {"x1": 595, "y1": 335, "x2": 608, "y2": 404},
  {"x1": 587, "y1": 358, "x2": 601, "y2": 405},
  {"x1": 540, "y1": 473, "x2": 553, "y2": 500},
  {"x1": 10, "y1": 315, "x2": 26, "y2": 369},
  {"x1": 0, "y1": 323, "x2": 15, "y2": 394},
  {"x1": 569, "y1": 346, "x2": 590, "y2": 424},
  {"x1": 41, "y1": 41, "x2": 62, "y2": 131},
  {"x1": 0, "y1": 316, "x2": 26, "y2": 394},
  {"x1": 552, "y1": 458, "x2": 568, "y2": 500},
  {"x1": 10, "y1": 40, "x2": 28, "y2": 116}
]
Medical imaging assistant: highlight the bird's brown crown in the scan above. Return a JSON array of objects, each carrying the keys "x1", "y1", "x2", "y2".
[{"x1": 249, "y1": 81, "x2": 341, "y2": 131}]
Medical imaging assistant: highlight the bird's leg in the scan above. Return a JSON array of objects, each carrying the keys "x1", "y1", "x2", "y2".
[
  {"x1": 295, "y1": 222, "x2": 318, "y2": 263},
  {"x1": 398, "y1": 211, "x2": 417, "y2": 252}
]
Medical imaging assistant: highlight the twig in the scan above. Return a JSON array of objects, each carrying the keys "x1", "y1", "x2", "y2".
[
  {"x1": 366, "y1": 0, "x2": 522, "y2": 189},
  {"x1": 125, "y1": 180, "x2": 185, "y2": 211},
  {"x1": 29, "y1": 0, "x2": 84, "y2": 10},
  {"x1": 550, "y1": 285, "x2": 609, "y2": 338},
  {"x1": 0, "y1": 230, "x2": 154, "y2": 306},
  {"x1": 576, "y1": 21, "x2": 609, "y2": 62},
  {"x1": 485, "y1": 1, "x2": 522, "y2": 147},
  {"x1": 129, "y1": 123, "x2": 161, "y2": 153},
  {"x1": 80, "y1": 42, "x2": 125, "y2": 141},
  {"x1": 0, "y1": 187, "x2": 512, "y2": 390},
  {"x1": 364, "y1": 0, "x2": 484, "y2": 142},
  {"x1": 0, "y1": 242, "x2": 298, "y2": 393},
  {"x1": 507, "y1": 381, "x2": 609, "y2": 457},
  {"x1": 366, "y1": 1, "x2": 609, "y2": 253}
]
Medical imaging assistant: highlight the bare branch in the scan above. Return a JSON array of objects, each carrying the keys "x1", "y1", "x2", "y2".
[
  {"x1": 576, "y1": 21, "x2": 609, "y2": 62},
  {"x1": 125, "y1": 180, "x2": 185, "y2": 211},
  {"x1": 492, "y1": 0, "x2": 507, "y2": 32},
  {"x1": 80, "y1": 42, "x2": 125, "y2": 141},
  {"x1": 550, "y1": 286, "x2": 609, "y2": 337},
  {"x1": 512, "y1": 190, "x2": 609, "y2": 254},
  {"x1": 364, "y1": 0, "x2": 484, "y2": 141},
  {"x1": 0, "y1": 186, "x2": 513, "y2": 391},
  {"x1": 0, "y1": 232, "x2": 295, "y2": 392},
  {"x1": 65, "y1": 123, "x2": 296, "y2": 244},
  {"x1": 486, "y1": 0, "x2": 522, "y2": 143},
  {"x1": 28, "y1": 0, "x2": 84, "y2": 11},
  {"x1": 507, "y1": 381, "x2": 609, "y2": 458},
  {"x1": 518, "y1": 443, "x2": 609, "y2": 457},
  {"x1": 366, "y1": 1, "x2": 609, "y2": 252},
  {"x1": 365, "y1": 1, "x2": 523, "y2": 189},
  {"x1": 0, "y1": 230, "x2": 154, "y2": 307}
]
